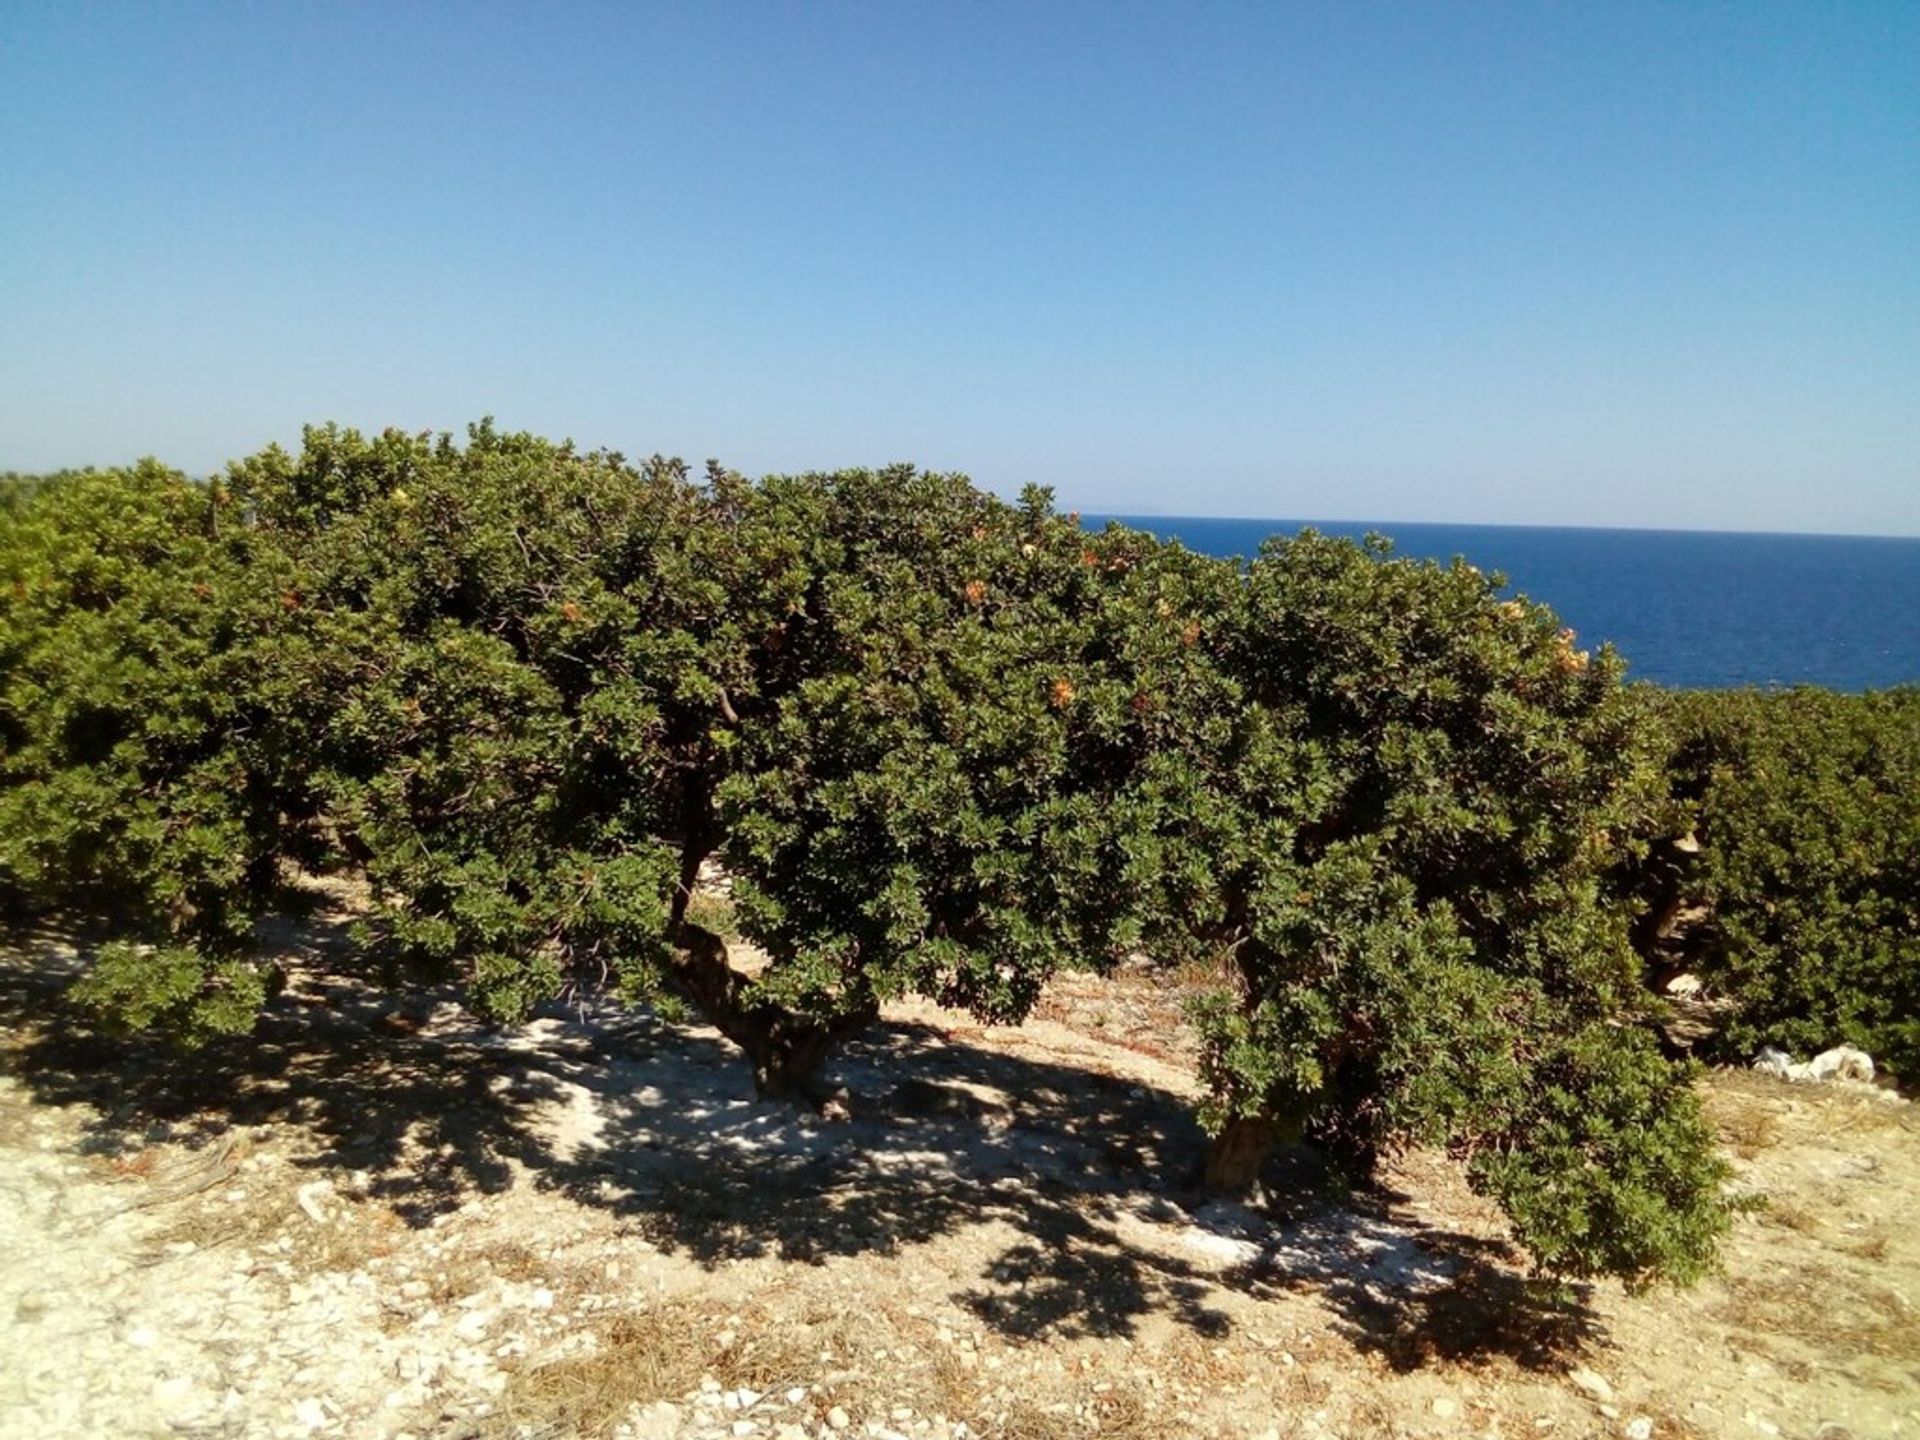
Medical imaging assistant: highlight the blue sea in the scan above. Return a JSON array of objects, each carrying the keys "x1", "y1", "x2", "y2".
[{"x1": 1084, "y1": 516, "x2": 1920, "y2": 692}]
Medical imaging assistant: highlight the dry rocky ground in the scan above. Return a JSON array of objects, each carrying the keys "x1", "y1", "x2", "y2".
[{"x1": 2, "y1": 883, "x2": 1915, "y2": 1440}]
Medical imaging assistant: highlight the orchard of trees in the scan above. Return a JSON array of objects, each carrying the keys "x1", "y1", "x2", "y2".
[{"x1": 4, "y1": 423, "x2": 1914, "y2": 1289}]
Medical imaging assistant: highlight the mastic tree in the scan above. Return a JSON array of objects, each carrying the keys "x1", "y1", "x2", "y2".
[
  {"x1": 213, "y1": 424, "x2": 1228, "y2": 1099},
  {"x1": 4, "y1": 431, "x2": 1732, "y2": 1284},
  {"x1": 710, "y1": 479, "x2": 1239, "y2": 1094},
  {"x1": 0, "y1": 463, "x2": 307, "y2": 1038},
  {"x1": 1130, "y1": 533, "x2": 1730, "y2": 1283},
  {"x1": 1651, "y1": 686, "x2": 1920, "y2": 1082}
]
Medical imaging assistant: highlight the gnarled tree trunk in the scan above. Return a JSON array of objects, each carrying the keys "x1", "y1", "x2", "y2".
[
  {"x1": 666, "y1": 918, "x2": 877, "y2": 1106},
  {"x1": 1202, "y1": 1112, "x2": 1282, "y2": 1195}
]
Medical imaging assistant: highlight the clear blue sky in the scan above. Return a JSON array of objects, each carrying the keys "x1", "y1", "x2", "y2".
[{"x1": 3, "y1": 3, "x2": 1916, "y2": 534}]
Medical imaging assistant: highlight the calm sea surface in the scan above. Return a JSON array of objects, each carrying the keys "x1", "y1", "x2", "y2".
[{"x1": 1084, "y1": 515, "x2": 1920, "y2": 692}]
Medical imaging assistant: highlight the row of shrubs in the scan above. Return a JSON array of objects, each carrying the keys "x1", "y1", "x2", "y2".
[
  {"x1": 1, "y1": 423, "x2": 1911, "y2": 1285},
  {"x1": 1644, "y1": 686, "x2": 1918, "y2": 1083}
]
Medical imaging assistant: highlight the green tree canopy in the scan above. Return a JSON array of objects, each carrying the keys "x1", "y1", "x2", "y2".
[
  {"x1": 1143, "y1": 533, "x2": 1728, "y2": 1283},
  {"x1": 1, "y1": 428, "x2": 1734, "y2": 1285},
  {"x1": 1, "y1": 461, "x2": 303, "y2": 1036},
  {"x1": 1654, "y1": 686, "x2": 1920, "y2": 1081}
]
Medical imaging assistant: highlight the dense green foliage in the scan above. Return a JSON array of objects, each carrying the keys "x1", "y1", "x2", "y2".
[
  {"x1": 1140, "y1": 535, "x2": 1727, "y2": 1283},
  {"x1": 0, "y1": 463, "x2": 299, "y2": 1038},
  {"x1": 709, "y1": 480, "x2": 1232, "y2": 1056},
  {"x1": 1653, "y1": 686, "x2": 1920, "y2": 1082},
  {"x1": 0, "y1": 426, "x2": 1756, "y2": 1285},
  {"x1": 226, "y1": 425, "x2": 713, "y2": 1028},
  {"x1": 199, "y1": 425, "x2": 1232, "y2": 1094}
]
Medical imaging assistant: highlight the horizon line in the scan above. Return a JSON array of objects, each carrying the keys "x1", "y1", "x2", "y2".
[{"x1": 1079, "y1": 509, "x2": 1920, "y2": 545}]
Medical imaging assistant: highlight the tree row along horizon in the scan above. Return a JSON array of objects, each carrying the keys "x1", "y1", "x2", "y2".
[{"x1": 3, "y1": 421, "x2": 1915, "y2": 1289}]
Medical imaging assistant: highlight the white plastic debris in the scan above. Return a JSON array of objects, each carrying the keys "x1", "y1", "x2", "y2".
[
  {"x1": 1808, "y1": 1045, "x2": 1874, "y2": 1082},
  {"x1": 1752, "y1": 1044, "x2": 1875, "y2": 1084}
]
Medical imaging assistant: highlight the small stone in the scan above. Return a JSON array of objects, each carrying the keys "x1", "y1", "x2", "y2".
[
  {"x1": 453, "y1": 1310, "x2": 493, "y2": 1341},
  {"x1": 736, "y1": 1388, "x2": 763, "y2": 1409},
  {"x1": 1431, "y1": 1397, "x2": 1459, "y2": 1419},
  {"x1": 1568, "y1": 1368, "x2": 1615, "y2": 1405},
  {"x1": 785, "y1": 1387, "x2": 808, "y2": 1405},
  {"x1": 731, "y1": 1423, "x2": 756, "y2": 1438},
  {"x1": 630, "y1": 1401, "x2": 682, "y2": 1440},
  {"x1": 828, "y1": 1405, "x2": 852, "y2": 1430},
  {"x1": 528, "y1": 1287, "x2": 555, "y2": 1309},
  {"x1": 154, "y1": 1374, "x2": 197, "y2": 1406},
  {"x1": 295, "y1": 1180, "x2": 332, "y2": 1222},
  {"x1": 1625, "y1": 1420, "x2": 1653, "y2": 1440},
  {"x1": 293, "y1": 1397, "x2": 329, "y2": 1430},
  {"x1": 126, "y1": 1327, "x2": 158, "y2": 1349}
]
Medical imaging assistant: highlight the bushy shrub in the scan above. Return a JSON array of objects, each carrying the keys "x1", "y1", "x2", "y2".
[
  {"x1": 0, "y1": 464, "x2": 299, "y2": 1036},
  {"x1": 710, "y1": 479, "x2": 1240, "y2": 1088},
  {"x1": 222, "y1": 423, "x2": 702, "y2": 1027},
  {"x1": 1652, "y1": 686, "x2": 1920, "y2": 1082},
  {"x1": 2, "y1": 432, "x2": 1733, "y2": 1283},
  {"x1": 211, "y1": 424, "x2": 1227, "y2": 1097},
  {"x1": 1150, "y1": 533, "x2": 1729, "y2": 1283}
]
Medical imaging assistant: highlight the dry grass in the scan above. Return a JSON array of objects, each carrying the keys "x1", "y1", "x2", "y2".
[
  {"x1": 1760, "y1": 1197, "x2": 1821, "y2": 1235},
  {"x1": 151, "y1": 1174, "x2": 403, "y2": 1275},
  {"x1": 411, "y1": 1239, "x2": 551, "y2": 1306},
  {"x1": 1706, "y1": 1072, "x2": 1915, "y2": 1154},
  {"x1": 492, "y1": 1294, "x2": 1172, "y2": 1440},
  {"x1": 1713, "y1": 1266, "x2": 1920, "y2": 1364},
  {"x1": 961, "y1": 1377, "x2": 1162, "y2": 1440},
  {"x1": 491, "y1": 1295, "x2": 890, "y2": 1439},
  {"x1": 1647, "y1": 1417, "x2": 1714, "y2": 1440},
  {"x1": 1843, "y1": 1228, "x2": 1892, "y2": 1262},
  {"x1": 1707, "y1": 1085, "x2": 1784, "y2": 1158},
  {"x1": 1821, "y1": 1092, "x2": 1920, "y2": 1139},
  {"x1": 489, "y1": 1305, "x2": 716, "y2": 1437},
  {"x1": 1341, "y1": 1395, "x2": 1410, "y2": 1440},
  {"x1": 482, "y1": 1239, "x2": 544, "y2": 1281}
]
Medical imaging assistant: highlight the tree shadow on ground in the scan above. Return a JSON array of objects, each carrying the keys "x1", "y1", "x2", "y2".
[
  {"x1": 1220, "y1": 1195, "x2": 1602, "y2": 1371},
  {"x1": 0, "y1": 906, "x2": 1599, "y2": 1368}
]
